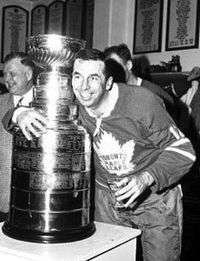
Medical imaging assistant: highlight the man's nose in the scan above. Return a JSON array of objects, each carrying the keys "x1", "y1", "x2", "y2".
[
  {"x1": 4, "y1": 73, "x2": 11, "y2": 83},
  {"x1": 81, "y1": 78, "x2": 89, "y2": 90}
]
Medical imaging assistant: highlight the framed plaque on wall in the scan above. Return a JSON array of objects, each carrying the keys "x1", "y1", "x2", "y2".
[
  {"x1": 133, "y1": 0, "x2": 163, "y2": 54},
  {"x1": 166, "y1": 0, "x2": 199, "y2": 51},
  {"x1": 47, "y1": 0, "x2": 65, "y2": 35},
  {"x1": 65, "y1": 0, "x2": 83, "y2": 39},
  {"x1": 1, "y1": 5, "x2": 29, "y2": 63},
  {"x1": 82, "y1": 0, "x2": 94, "y2": 48},
  {"x1": 31, "y1": 5, "x2": 47, "y2": 36}
]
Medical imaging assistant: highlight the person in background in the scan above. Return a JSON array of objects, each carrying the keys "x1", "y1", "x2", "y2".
[
  {"x1": 176, "y1": 66, "x2": 200, "y2": 260},
  {"x1": 0, "y1": 52, "x2": 35, "y2": 220},
  {"x1": 104, "y1": 43, "x2": 140, "y2": 85},
  {"x1": 104, "y1": 43, "x2": 177, "y2": 121},
  {"x1": 179, "y1": 67, "x2": 200, "y2": 192},
  {"x1": 104, "y1": 58, "x2": 126, "y2": 83},
  {"x1": 3, "y1": 49, "x2": 196, "y2": 261},
  {"x1": 180, "y1": 66, "x2": 200, "y2": 133},
  {"x1": 0, "y1": 89, "x2": 12, "y2": 221}
]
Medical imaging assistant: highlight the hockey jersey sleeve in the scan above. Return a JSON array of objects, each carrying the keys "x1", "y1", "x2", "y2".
[{"x1": 137, "y1": 91, "x2": 196, "y2": 192}]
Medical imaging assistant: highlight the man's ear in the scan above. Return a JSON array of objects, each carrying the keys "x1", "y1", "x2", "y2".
[
  {"x1": 126, "y1": 60, "x2": 133, "y2": 71},
  {"x1": 26, "y1": 67, "x2": 33, "y2": 82},
  {"x1": 106, "y1": 76, "x2": 113, "y2": 90}
]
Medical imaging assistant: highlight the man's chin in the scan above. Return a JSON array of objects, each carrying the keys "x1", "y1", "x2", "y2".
[
  {"x1": 7, "y1": 87, "x2": 15, "y2": 93},
  {"x1": 10, "y1": 91, "x2": 18, "y2": 95},
  {"x1": 9, "y1": 88, "x2": 21, "y2": 95},
  {"x1": 81, "y1": 100, "x2": 92, "y2": 107},
  {"x1": 77, "y1": 96, "x2": 91, "y2": 104}
]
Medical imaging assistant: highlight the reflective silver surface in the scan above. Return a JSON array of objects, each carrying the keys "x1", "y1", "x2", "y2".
[{"x1": 27, "y1": 34, "x2": 85, "y2": 68}]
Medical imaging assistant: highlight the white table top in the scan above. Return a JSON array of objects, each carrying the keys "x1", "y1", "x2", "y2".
[{"x1": 0, "y1": 222, "x2": 140, "y2": 261}]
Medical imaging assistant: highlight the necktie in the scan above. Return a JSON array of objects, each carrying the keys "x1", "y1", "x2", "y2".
[{"x1": 17, "y1": 97, "x2": 23, "y2": 107}]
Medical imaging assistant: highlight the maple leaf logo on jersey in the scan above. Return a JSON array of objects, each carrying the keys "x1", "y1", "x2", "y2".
[{"x1": 93, "y1": 130, "x2": 136, "y2": 176}]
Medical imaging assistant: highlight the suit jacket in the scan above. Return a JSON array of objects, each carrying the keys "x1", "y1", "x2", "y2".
[
  {"x1": 1, "y1": 87, "x2": 34, "y2": 213},
  {"x1": 0, "y1": 93, "x2": 13, "y2": 212}
]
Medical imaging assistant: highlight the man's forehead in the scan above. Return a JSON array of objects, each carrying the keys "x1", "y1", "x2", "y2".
[
  {"x1": 4, "y1": 58, "x2": 22, "y2": 70},
  {"x1": 73, "y1": 58, "x2": 104, "y2": 72}
]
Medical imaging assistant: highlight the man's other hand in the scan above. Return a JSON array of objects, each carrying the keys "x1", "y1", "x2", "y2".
[
  {"x1": 16, "y1": 108, "x2": 48, "y2": 140},
  {"x1": 115, "y1": 172, "x2": 154, "y2": 208}
]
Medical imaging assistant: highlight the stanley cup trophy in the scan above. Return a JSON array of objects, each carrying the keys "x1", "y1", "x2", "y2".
[{"x1": 2, "y1": 34, "x2": 95, "y2": 243}]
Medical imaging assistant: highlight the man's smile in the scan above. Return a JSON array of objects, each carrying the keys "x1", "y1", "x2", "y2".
[{"x1": 79, "y1": 91, "x2": 93, "y2": 100}]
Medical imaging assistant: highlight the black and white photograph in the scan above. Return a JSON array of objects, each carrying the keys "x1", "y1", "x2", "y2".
[{"x1": 0, "y1": 1, "x2": 200, "y2": 261}]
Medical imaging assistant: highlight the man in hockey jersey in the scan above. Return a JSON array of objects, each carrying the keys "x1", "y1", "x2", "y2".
[{"x1": 3, "y1": 49, "x2": 195, "y2": 261}]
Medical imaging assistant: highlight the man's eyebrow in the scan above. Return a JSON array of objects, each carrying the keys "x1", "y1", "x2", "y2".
[
  {"x1": 89, "y1": 73, "x2": 100, "y2": 77},
  {"x1": 72, "y1": 71, "x2": 80, "y2": 75}
]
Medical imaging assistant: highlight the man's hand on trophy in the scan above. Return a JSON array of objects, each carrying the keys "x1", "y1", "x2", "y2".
[{"x1": 16, "y1": 108, "x2": 48, "y2": 140}]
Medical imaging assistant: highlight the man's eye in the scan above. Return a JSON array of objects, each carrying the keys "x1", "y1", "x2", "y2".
[
  {"x1": 73, "y1": 75, "x2": 81, "y2": 80},
  {"x1": 3, "y1": 72, "x2": 15, "y2": 79},
  {"x1": 89, "y1": 76, "x2": 99, "y2": 81},
  {"x1": 10, "y1": 72, "x2": 16, "y2": 78}
]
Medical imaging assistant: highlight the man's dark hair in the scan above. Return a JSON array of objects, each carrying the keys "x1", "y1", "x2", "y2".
[
  {"x1": 75, "y1": 48, "x2": 114, "y2": 80},
  {"x1": 104, "y1": 43, "x2": 132, "y2": 64},
  {"x1": 4, "y1": 51, "x2": 37, "y2": 84},
  {"x1": 75, "y1": 48, "x2": 105, "y2": 62},
  {"x1": 104, "y1": 44, "x2": 145, "y2": 78},
  {"x1": 105, "y1": 58, "x2": 126, "y2": 83}
]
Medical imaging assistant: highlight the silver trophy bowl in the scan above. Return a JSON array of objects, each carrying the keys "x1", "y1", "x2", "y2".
[{"x1": 27, "y1": 34, "x2": 86, "y2": 68}]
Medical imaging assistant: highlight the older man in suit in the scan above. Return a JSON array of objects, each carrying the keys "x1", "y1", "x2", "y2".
[
  {"x1": 0, "y1": 52, "x2": 35, "y2": 220},
  {"x1": 0, "y1": 91, "x2": 13, "y2": 220}
]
